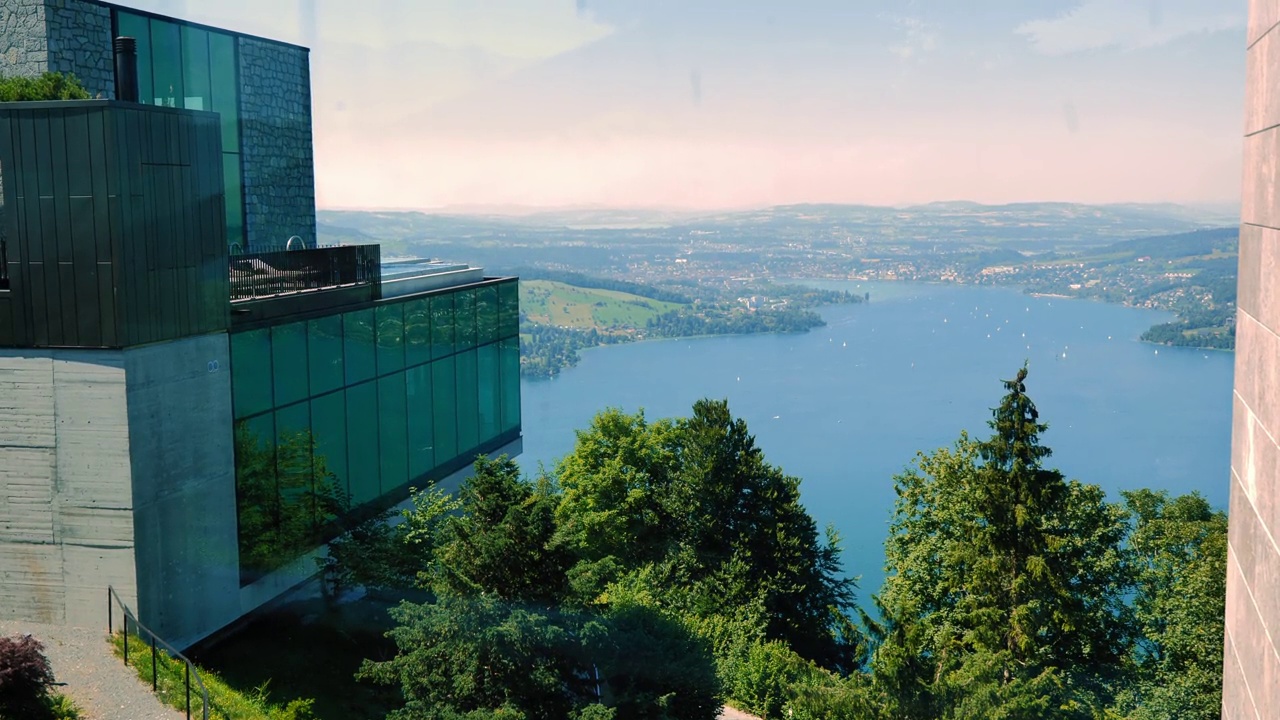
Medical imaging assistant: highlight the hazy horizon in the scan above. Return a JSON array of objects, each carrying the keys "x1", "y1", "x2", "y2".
[{"x1": 116, "y1": 0, "x2": 1247, "y2": 212}]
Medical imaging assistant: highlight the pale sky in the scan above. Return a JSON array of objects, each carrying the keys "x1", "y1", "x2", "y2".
[{"x1": 116, "y1": 0, "x2": 1247, "y2": 212}]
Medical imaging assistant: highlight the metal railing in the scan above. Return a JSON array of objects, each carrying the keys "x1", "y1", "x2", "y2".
[
  {"x1": 107, "y1": 586, "x2": 210, "y2": 720},
  {"x1": 0, "y1": 237, "x2": 9, "y2": 290},
  {"x1": 229, "y1": 243, "x2": 380, "y2": 302}
]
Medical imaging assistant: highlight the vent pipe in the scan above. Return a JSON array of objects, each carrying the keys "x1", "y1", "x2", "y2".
[{"x1": 113, "y1": 37, "x2": 138, "y2": 103}]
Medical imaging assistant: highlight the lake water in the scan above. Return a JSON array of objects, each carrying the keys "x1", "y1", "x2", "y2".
[{"x1": 518, "y1": 281, "x2": 1235, "y2": 596}]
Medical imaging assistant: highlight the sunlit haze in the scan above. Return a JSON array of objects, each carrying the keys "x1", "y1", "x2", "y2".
[{"x1": 116, "y1": 0, "x2": 1245, "y2": 211}]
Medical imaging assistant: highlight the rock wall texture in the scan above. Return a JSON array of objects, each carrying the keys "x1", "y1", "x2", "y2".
[
  {"x1": 1224, "y1": 1, "x2": 1280, "y2": 717},
  {"x1": 0, "y1": 0, "x2": 113, "y2": 98},
  {"x1": 238, "y1": 37, "x2": 316, "y2": 249}
]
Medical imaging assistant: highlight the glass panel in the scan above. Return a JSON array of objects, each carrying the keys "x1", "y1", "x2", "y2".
[
  {"x1": 208, "y1": 32, "x2": 239, "y2": 151},
  {"x1": 307, "y1": 315, "x2": 344, "y2": 396},
  {"x1": 477, "y1": 343, "x2": 500, "y2": 441},
  {"x1": 180, "y1": 25, "x2": 211, "y2": 111},
  {"x1": 223, "y1": 153, "x2": 244, "y2": 248},
  {"x1": 376, "y1": 303, "x2": 405, "y2": 375},
  {"x1": 432, "y1": 356, "x2": 457, "y2": 463},
  {"x1": 406, "y1": 364, "x2": 435, "y2": 480},
  {"x1": 500, "y1": 338, "x2": 521, "y2": 433},
  {"x1": 311, "y1": 391, "x2": 348, "y2": 507},
  {"x1": 378, "y1": 373, "x2": 409, "y2": 494},
  {"x1": 430, "y1": 293, "x2": 455, "y2": 358},
  {"x1": 234, "y1": 414, "x2": 276, "y2": 582},
  {"x1": 476, "y1": 285, "x2": 498, "y2": 346},
  {"x1": 275, "y1": 403, "x2": 315, "y2": 562},
  {"x1": 345, "y1": 381, "x2": 380, "y2": 506},
  {"x1": 455, "y1": 289, "x2": 477, "y2": 350},
  {"x1": 499, "y1": 281, "x2": 519, "y2": 338},
  {"x1": 404, "y1": 298, "x2": 432, "y2": 368},
  {"x1": 455, "y1": 349, "x2": 479, "y2": 454},
  {"x1": 116, "y1": 12, "x2": 153, "y2": 105},
  {"x1": 231, "y1": 328, "x2": 272, "y2": 419},
  {"x1": 150, "y1": 19, "x2": 183, "y2": 108},
  {"x1": 343, "y1": 308, "x2": 376, "y2": 385},
  {"x1": 271, "y1": 321, "x2": 309, "y2": 407}
]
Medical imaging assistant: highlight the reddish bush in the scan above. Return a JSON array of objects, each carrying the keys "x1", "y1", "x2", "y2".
[{"x1": 0, "y1": 634, "x2": 55, "y2": 717}]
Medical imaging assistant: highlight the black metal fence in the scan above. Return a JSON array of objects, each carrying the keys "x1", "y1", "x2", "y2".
[
  {"x1": 107, "y1": 586, "x2": 209, "y2": 720},
  {"x1": 229, "y1": 243, "x2": 380, "y2": 302},
  {"x1": 0, "y1": 237, "x2": 9, "y2": 290}
]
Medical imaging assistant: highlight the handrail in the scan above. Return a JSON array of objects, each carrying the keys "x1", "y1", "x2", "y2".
[{"x1": 107, "y1": 586, "x2": 210, "y2": 720}]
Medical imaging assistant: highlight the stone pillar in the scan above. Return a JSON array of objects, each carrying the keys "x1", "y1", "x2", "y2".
[{"x1": 1224, "y1": 1, "x2": 1280, "y2": 717}]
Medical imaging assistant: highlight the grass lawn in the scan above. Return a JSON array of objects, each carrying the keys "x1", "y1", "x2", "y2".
[{"x1": 520, "y1": 280, "x2": 684, "y2": 330}]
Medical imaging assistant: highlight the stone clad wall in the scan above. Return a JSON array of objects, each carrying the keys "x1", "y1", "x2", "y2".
[
  {"x1": 1224, "y1": 1, "x2": 1280, "y2": 717},
  {"x1": 238, "y1": 37, "x2": 316, "y2": 249},
  {"x1": 44, "y1": 0, "x2": 113, "y2": 99},
  {"x1": 0, "y1": 0, "x2": 114, "y2": 98},
  {"x1": 0, "y1": 0, "x2": 49, "y2": 79}
]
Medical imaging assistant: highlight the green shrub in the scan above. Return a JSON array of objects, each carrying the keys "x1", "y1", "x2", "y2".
[
  {"x1": 109, "y1": 632, "x2": 317, "y2": 720},
  {"x1": 0, "y1": 72, "x2": 92, "y2": 101}
]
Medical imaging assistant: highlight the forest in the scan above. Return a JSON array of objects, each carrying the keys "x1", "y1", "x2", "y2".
[{"x1": 323, "y1": 367, "x2": 1226, "y2": 720}]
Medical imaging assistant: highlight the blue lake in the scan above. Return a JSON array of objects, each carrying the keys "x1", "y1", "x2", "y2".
[{"x1": 518, "y1": 281, "x2": 1235, "y2": 596}]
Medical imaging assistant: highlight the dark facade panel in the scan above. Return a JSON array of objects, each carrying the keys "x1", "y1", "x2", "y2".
[{"x1": 0, "y1": 100, "x2": 228, "y2": 349}]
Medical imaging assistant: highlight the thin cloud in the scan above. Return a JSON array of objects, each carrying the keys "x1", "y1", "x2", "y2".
[
  {"x1": 1016, "y1": 0, "x2": 1244, "y2": 55},
  {"x1": 882, "y1": 14, "x2": 939, "y2": 62}
]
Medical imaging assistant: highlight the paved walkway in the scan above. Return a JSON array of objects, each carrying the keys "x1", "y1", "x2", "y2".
[
  {"x1": 719, "y1": 704, "x2": 763, "y2": 719},
  {"x1": 0, "y1": 621, "x2": 181, "y2": 720}
]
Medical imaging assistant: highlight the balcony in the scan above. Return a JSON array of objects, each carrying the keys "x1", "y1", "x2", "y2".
[{"x1": 229, "y1": 244, "x2": 380, "y2": 303}]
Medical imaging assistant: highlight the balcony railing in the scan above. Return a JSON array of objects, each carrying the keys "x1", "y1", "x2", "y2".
[{"x1": 229, "y1": 244, "x2": 379, "y2": 302}]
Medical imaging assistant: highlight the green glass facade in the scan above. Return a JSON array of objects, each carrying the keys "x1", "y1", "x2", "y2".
[
  {"x1": 229, "y1": 280, "x2": 520, "y2": 583},
  {"x1": 114, "y1": 10, "x2": 245, "y2": 249}
]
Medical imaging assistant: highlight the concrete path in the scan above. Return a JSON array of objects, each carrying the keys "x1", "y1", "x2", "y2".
[
  {"x1": 0, "y1": 621, "x2": 182, "y2": 720},
  {"x1": 720, "y1": 704, "x2": 764, "y2": 719}
]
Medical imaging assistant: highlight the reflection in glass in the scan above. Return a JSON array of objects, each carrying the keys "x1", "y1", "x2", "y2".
[
  {"x1": 499, "y1": 281, "x2": 519, "y2": 338},
  {"x1": 500, "y1": 338, "x2": 522, "y2": 433},
  {"x1": 376, "y1": 304, "x2": 405, "y2": 375},
  {"x1": 432, "y1": 356, "x2": 457, "y2": 462},
  {"x1": 311, "y1": 391, "x2": 348, "y2": 496},
  {"x1": 308, "y1": 315, "x2": 344, "y2": 395},
  {"x1": 431, "y1": 293, "x2": 455, "y2": 358},
  {"x1": 150, "y1": 19, "x2": 183, "y2": 107},
  {"x1": 345, "y1": 380, "x2": 380, "y2": 505},
  {"x1": 272, "y1": 321, "x2": 309, "y2": 407},
  {"x1": 181, "y1": 25, "x2": 211, "y2": 111},
  {"x1": 476, "y1": 285, "x2": 498, "y2": 345},
  {"x1": 455, "y1": 289, "x2": 477, "y2": 350},
  {"x1": 406, "y1": 364, "x2": 435, "y2": 479},
  {"x1": 404, "y1": 298, "x2": 432, "y2": 367},
  {"x1": 378, "y1": 373, "x2": 409, "y2": 493},
  {"x1": 455, "y1": 349, "x2": 479, "y2": 453},
  {"x1": 231, "y1": 328, "x2": 272, "y2": 418},
  {"x1": 344, "y1": 309, "x2": 376, "y2": 385},
  {"x1": 478, "y1": 343, "x2": 500, "y2": 440}
]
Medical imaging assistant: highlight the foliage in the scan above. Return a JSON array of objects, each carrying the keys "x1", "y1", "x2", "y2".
[
  {"x1": 1110, "y1": 490, "x2": 1227, "y2": 720},
  {"x1": 555, "y1": 400, "x2": 863, "y2": 671},
  {"x1": 0, "y1": 634, "x2": 57, "y2": 719},
  {"x1": 109, "y1": 632, "x2": 317, "y2": 720},
  {"x1": 871, "y1": 366, "x2": 1132, "y2": 719},
  {"x1": 0, "y1": 72, "x2": 92, "y2": 101}
]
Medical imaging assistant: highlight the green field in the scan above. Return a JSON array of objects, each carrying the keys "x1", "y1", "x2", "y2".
[{"x1": 519, "y1": 280, "x2": 684, "y2": 330}]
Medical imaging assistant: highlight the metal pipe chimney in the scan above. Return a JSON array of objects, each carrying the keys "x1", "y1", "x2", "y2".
[{"x1": 113, "y1": 37, "x2": 138, "y2": 103}]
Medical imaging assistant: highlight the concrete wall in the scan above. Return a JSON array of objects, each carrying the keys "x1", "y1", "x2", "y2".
[
  {"x1": 126, "y1": 334, "x2": 240, "y2": 650},
  {"x1": 0, "y1": 0, "x2": 114, "y2": 98},
  {"x1": 238, "y1": 37, "x2": 317, "y2": 250},
  {"x1": 0, "y1": 349, "x2": 137, "y2": 627},
  {"x1": 1225, "y1": 2, "x2": 1280, "y2": 716}
]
